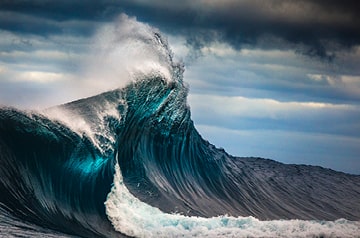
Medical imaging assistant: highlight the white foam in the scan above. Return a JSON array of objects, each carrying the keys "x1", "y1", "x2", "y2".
[
  {"x1": 105, "y1": 162, "x2": 360, "y2": 238},
  {"x1": 42, "y1": 98, "x2": 123, "y2": 154},
  {"x1": 43, "y1": 108, "x2": 94, "y2": 138}
]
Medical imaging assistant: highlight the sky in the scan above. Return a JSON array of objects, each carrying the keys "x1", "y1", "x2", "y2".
[{"x1": 0, "y1": 0, "x2": 360, "y2": 174}]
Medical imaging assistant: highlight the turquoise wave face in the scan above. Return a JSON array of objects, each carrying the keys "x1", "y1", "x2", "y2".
[{"x1": 0, "y1": 108, "x2": 118, "y2": 237}]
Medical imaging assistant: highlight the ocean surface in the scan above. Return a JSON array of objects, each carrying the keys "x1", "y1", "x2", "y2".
[{"x1": 0, "y1": 24, "x2": 360, "y2": 238}]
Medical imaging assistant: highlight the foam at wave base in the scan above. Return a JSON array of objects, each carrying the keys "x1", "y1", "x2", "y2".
[{"x1": 105, "y1": 163, "x2": 360, "y2": 238}]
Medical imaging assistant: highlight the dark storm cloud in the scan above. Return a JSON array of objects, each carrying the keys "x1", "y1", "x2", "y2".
[
  {"x1": 117, "y1": 0, "x2": 360, "y2": 60},
  {"x1": 0, "y1": 0, "x2": 116, "y2": 36},
  {"x1": 0, "y1": 0, "x2": 113, "y2": 21},
  {"x1": 1, "y1": 0, "x2": 359, "y2": 59}
]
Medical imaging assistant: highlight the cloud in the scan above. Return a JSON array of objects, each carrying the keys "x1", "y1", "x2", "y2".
[
  {"x1": 111, "y1": 0, "x2": 360, "y2": 60},
  {"x1": 0, "y1": 0, "x2": 115, "y2": 21},
  {"x1": 1, "y1": 0, "x2": 359, "y2": 60},
  {"x1": 196, "y1": 125, "x2": 360, "y2": 174},
  {"x1": 179, "y1": 41, "x2": 360, "y2": 106},
  {"x1": 0, "y1": 11, "x2": 98, "y2": 37},
  {"x1": 188, "y1": 93, "x2": 360, "y2": 137}
]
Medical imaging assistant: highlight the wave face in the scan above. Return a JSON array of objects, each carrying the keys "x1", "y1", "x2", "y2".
[{"x1": 1, "y1": 17, "x2": 360, "y2": 238}]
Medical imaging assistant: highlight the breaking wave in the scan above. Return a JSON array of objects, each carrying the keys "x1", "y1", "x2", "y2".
[{"x1": 0, "y1": 14, "x2": 359, "y2": 238}]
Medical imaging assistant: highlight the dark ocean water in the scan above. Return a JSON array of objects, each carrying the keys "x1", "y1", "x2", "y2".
[{"x1": 0, "y1": 27, "x2": 359, "y2": 238}]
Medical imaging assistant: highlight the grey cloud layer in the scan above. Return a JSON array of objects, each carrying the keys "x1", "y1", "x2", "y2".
[
  {"x1": 125, "y1": 0, "x2": 360, "y2": 60},
  {"x1": 1, "y1": 0, "x2": 360, "y2": 59}
]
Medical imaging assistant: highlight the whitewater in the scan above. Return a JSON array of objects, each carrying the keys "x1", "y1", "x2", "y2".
[{"x1": 0, "y1": 15, "x2": 359, "y2": 238}]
